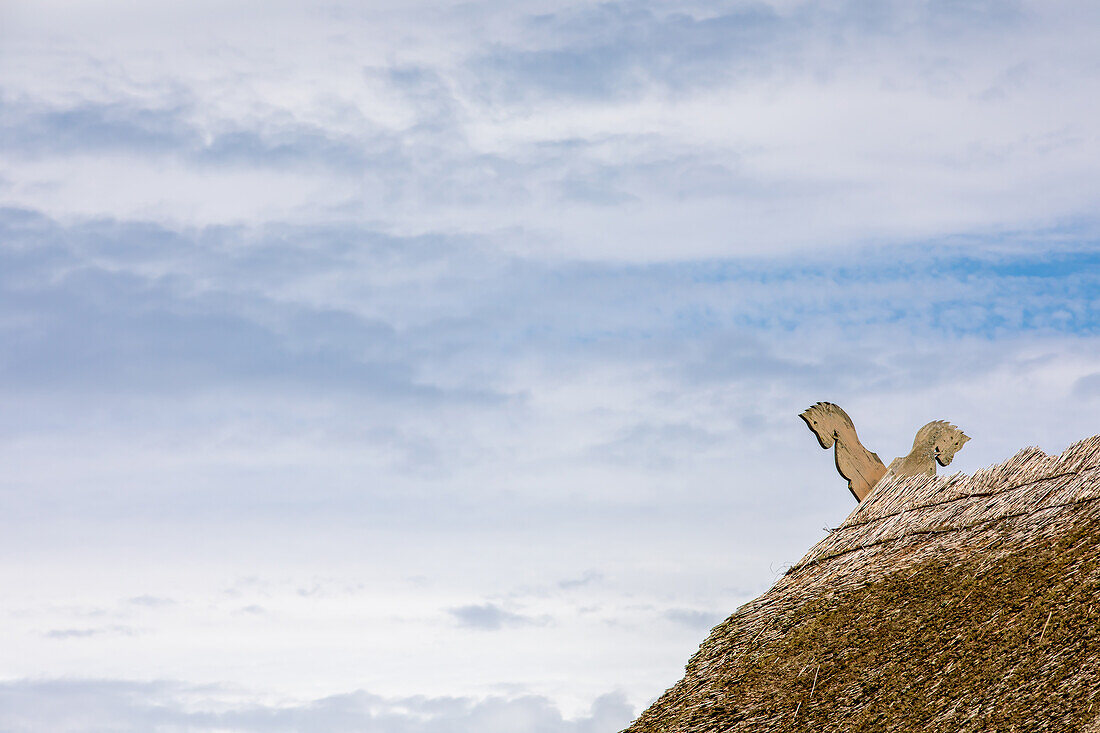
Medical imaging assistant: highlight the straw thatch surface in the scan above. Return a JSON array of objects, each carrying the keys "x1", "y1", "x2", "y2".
[{"x1": 625, "y1": 435, "x2": 1100, "y2": 732}]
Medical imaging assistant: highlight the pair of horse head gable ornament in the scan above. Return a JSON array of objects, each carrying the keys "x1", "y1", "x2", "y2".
[{"x1": 799, "y1": 402, "x2": 969, "y2": 502}]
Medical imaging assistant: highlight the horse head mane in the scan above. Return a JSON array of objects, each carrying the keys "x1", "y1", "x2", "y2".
[
  {"x1": 799, "y1": 402, "x2": 855, "y2": 448},
  {"x1": 913, "y1": 420, "x2": 970, "y2": 466}
]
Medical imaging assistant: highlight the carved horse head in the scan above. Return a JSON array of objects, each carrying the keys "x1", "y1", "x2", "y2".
[
  {"x1": 889, "y1": 420, "x2": 970, "y2": 477},
  {"x1": 799, "y1": 402, "x2": 886, "y2": 501},
  {"x1": 922, "y1": 420, "x2": 970, "y2": 467},
  {"x1": 799, "y1": 402, "x2": 854, "y2": 449}
]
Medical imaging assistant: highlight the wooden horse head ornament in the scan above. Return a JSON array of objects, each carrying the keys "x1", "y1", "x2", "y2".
[
  {"x1": 799, "y1": 402, "x2": 886, "y2": 502},
  {"x1": 800, "y1": 403, "x2": 970, "y2": 503},
  {"x1": 887, "y1": 420, "x2": 970, "y2": 477}
]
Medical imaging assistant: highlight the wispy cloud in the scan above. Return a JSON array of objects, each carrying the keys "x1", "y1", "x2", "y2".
[
  {"x1": 43, "y1": 625, "x2": 136, "y2": 639},
  {"x1": 0, "y1": 679, "x2": 633, "y2": 733},
  {"x1": 127, "y1": 595, "x2": 175, "y2": 608},
  {"x1": 663, "y1": 608, "x2": 724, "y2": 630},
  {"x1": 4, "y1": 2, "x2": 1099, "y2": 254},
  {"x1": 472, "y1": 0, "x2": 1027, "y2": 101},
  {"x1": 558, "y1": 571, "x2": 604, "y2": 590},
  {"x1": 1, "y1": 205, "x2": 1097, "y2": 520},
  {"x1": 448, "y1": 603, "x2": 547, "y2": 631}
]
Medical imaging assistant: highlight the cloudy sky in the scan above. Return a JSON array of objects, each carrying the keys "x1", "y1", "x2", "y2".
[{"x1": 1, "y1": 0, "x2": 1099, "y2": 730}]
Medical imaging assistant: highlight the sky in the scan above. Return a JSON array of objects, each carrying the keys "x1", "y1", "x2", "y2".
[{"x1": 1, "y1": 0, "x2": 1099, "y2": 730}]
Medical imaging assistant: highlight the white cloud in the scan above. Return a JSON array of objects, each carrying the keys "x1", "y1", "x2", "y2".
[
  {"x1": 448, "y1": 603, "x2": 549, "y2": 630},
  {"x1": 0, "y1": 680, "x2": 634, "y2": 733},
  {"x1": 662, "y1": 608, "x2": 725, "y2": 630},
  {"x1": 2, "y1": 1, "x2": 1099, "y2": 256}
]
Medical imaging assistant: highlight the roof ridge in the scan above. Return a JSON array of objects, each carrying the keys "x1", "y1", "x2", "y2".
[
  {"x1": 788, "y1": 493, "x2": 1100, "y2": 576},
  {"x1": 784, "y1": 434, "x2": 1100, "y2": 577},
  {"x1": 840, "y1": 466, "x2": 1100, "y2": 531}
]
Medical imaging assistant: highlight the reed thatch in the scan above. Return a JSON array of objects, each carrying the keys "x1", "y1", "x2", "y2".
[{"x1": 625, "y1": 435, "x2": 1100, "y2": 732}]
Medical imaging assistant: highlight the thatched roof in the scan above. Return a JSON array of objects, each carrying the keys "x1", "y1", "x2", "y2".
[{"x1": 626, "y1": 435, "x2": 1100, "y2": 732}]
